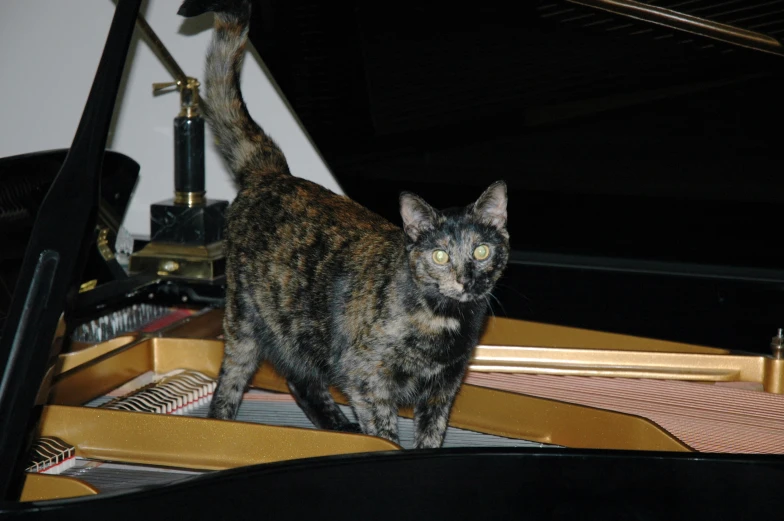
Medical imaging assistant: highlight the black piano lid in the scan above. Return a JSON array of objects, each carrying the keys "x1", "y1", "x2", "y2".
[
  {"x1": 248, "y1": 1, "x2": 784, "y2": 352},
  {"x1": 0, "y1": 0, "x2": 142, "y2": 502},
  {"x1": 249, "y1": 0, "x2": 784, "y2": 269}
]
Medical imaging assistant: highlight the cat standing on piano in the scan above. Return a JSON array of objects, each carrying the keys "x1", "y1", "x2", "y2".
[{"x1": 178, "y1": 0, "x2": 509, "y2": 449}]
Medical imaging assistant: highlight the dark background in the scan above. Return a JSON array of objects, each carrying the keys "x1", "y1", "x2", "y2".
[{"x1": 248, "y1": 0, "x2": 784, "y2": 352}]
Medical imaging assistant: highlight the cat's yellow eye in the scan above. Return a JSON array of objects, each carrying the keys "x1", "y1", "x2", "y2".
[
  {"x1": 432, "y1": 250, "x2": 449, "y2": 265},
  {"x1": 473, "y1": 245, "x2": 490, "y2": 260}
]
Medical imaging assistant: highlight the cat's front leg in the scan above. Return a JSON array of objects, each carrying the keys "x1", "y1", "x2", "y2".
[
  {"x1": 344, "y1": 384, "x2": 400, "y2": 445},
  {"x1": 412, "y1": 373, "x2": 465, "y2": 449},
  {"x1": 412, "y1": 394, "x2": 455, "y2": 449}
]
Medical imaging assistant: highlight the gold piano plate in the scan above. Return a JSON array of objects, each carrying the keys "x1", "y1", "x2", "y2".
[
  {"x1": 472, "y1": 344, "x2": 784, "y2": 392},
  {"x1": 54, "y1": 335, "x2": 138, "y2": 375},
  {"x1": 246, "y1": 361, "x2": 689, "y2": 452},
  {"x1": 476, "y1": 317, "x2": 784, "y2": 393},
  {"x1": 35, "y1": 405, "x2": 399, "y2": 472},
  {"x1": 480, "y1": 316, "x2": 726, "y2": 354},
  {"x1": 48, "y1": 335, "x2": 690, "y2": 453},
  {"x1": 20, "y1": 474, "x2": 98, "y2": 502},
  {"x1": 54, "y1": 307, "x2": 223, "y2": 374},
  {"x1": 47, "y1": 312, "x2": 784, "y2": 459},
  {"x1": 57, "y1": 314, "x2": 784, "y2": 394},
  {"x1": 21, "y1": 403, "x2": 398, "y2": 502},
  {"x1": 159, "y1": 307, "x2": 224, "y2": 339}
]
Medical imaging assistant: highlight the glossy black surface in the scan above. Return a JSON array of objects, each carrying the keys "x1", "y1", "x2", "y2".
[
  {"x1": 0, "y1": 150, "x2": 140, "y2": 331},
  {"x1": 149, "y1": 198, "x2": 228, "y2": 245},
  {"x1": 173, "y1": 116, "x2": 205, "y2": 194},
  {"x1": 0, "y1": 0, "x2": 141, "y2": 499},
  {"x1": 2, "y1": 448, "x2": 782, "y2": 520},
  {"x1": 493, "y1": 261, "x2": 784, "y2": 354},
  {"x1": 246, "y1": 0, "x2": 784, "y2": 351},
  {"x1": 249, "y1": 2, "x2": 784, "y2": 270}
]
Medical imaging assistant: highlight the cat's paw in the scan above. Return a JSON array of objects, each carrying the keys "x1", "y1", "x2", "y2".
[{"x1": 413, "y1": 435, "x2": 444, "y2": 450}]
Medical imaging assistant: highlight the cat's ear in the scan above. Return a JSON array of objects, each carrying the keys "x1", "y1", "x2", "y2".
[
  {"x1": 472, "y1": 181, "x2": 507, "y2": 231},
  {"x1": 400, "y1": 192, "x2": 438, "y2": 241}
]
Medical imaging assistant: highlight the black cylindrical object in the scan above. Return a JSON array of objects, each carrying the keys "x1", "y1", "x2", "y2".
[{"x1": 173, "y1": 116, "x2": 205, "y2": 195}]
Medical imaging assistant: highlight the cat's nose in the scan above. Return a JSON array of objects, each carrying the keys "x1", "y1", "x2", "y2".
[{"x1": 457, "y1": 275, "x2": 472, "y2": 290}]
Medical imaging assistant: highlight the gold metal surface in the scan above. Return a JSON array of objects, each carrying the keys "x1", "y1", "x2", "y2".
[
  {"x1": 568, "y1": 0, "x2": 784, "y2": 57},
  {"x1": 480, "y1": 316, "x2": 726, "y2": 354},
  {"x1": 20, "y1": 474, "x2": 98, "y2": 502},
  {"x1": 153, "y1": 81, "x2": 179, "y2": 93},
  {"x1": 137, "y1": 11, "x2": 201, "y2": 117},
  {"x1": 173, "y1": 190, "x2": 206, "y2": 206},
  {"x1": 160, "y1": 308, "x2": 224, "y2": 339},
  {"x1": 47, "y1": 314, "x2": 782, "y2": 454},
  {"x1": 50, "y1": 337, "x2": 153, "y2": 406},
  {"x1": 53, "y1": 307, "x2": 219, "y2": 377},
  {"x1": 35, "y1": 365, "x2": 56, "y2": 406},
  {"x1": 53, "y1": 315, "x2": 784, "y2": 398},
  {"x1": 471, "y1": 344, "x2": 784, "y2": 392},
  {"x1": 55, "y1": 335, "x2": 138, "y2": 374},
  {"x1": 765, "y1": 358, "x2": 784, "y2": 394},
  {"x1": 78, "y1": 280, "x2": 98, "y2": 293},
  {"x1": 37, "y1": 405, "x2": 399, "y2": 471},
  {"x1": 48, "y1": 337, "x2": 690, "y2": 452},
  {"x1": 245, "y1": 362, "x2": 690, "y2": 452},
  {"x1": 179, "y1": 77, "x2": 202, "y2": 118},
  {"x1": 129, "y1": 240, "x2": 224, "y2": 279},
  {"x1": 452, "y1": 384, "x2": 689, "y2": 451},
  {"x1": 152, "y1": 76, "x2": 202, "y2": 117},
  {"x1": 152, "y1": 81, "x2": 180, "y2": 94},
  {"x1": 473, "y1": 317, "x2": 784, "y2": 391},
  {"x1": 150, "y1": 311, "x2": 724, "y2": 354},
  {"x1": 95, "y1": 226, "x2": 115, "y2": 261}
]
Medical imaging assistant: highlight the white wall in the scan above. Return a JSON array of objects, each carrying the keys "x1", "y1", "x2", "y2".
[{"x1": 0, "y1": 0, "x2": 342, "y2": 239}]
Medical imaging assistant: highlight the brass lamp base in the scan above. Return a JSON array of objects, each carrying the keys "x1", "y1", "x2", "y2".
[{"x1": 129, "y1": 241, "x2": 225, "y2": 280}]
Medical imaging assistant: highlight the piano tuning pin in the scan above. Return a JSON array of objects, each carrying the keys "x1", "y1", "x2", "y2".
[{"x1": 771, "y1": 328, "x2": 784, "y2": 359}]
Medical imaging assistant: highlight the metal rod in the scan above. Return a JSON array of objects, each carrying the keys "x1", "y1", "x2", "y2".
[
  {"x1": 509, "y1": 250, "x2": 784, "y2": 284},
  {"x1": 135, "y1": 13, "x2": 188, "y2": 83},
  {"x1": 567, "y1": 0, "x2": 784, "y2": 58}
]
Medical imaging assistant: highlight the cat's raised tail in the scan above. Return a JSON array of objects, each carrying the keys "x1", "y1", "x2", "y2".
[{"x1": 178, "y1": 0, "x2": 290, "y2": 185}]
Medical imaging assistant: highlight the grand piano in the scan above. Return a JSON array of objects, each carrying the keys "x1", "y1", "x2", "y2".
[{"x1": 2, "y1": 0, "x2": 784, "y2": 518}]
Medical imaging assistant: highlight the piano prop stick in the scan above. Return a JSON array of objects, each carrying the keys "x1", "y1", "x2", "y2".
[
  {"x1": 568, "y1": 0, "x2": 784, "y2": 57},
  {"x1": 129, "y1": 16, "x2": 228, "y2": 281},
  {"x1": 0, "y1": 0, "x2": 142, "y2": 501}
]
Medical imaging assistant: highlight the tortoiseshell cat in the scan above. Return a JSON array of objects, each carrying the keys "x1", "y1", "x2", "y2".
[{"x1": 178, "y1": 0, "x2": 509, "y2": 448}]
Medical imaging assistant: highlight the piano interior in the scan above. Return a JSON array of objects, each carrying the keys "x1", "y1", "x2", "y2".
[
  {"x1": 20, "y1": 301, "x2": 784, "y2": 501},
  {"x1": 4, "y1": 0, "x2": 784, "y2": 518}
]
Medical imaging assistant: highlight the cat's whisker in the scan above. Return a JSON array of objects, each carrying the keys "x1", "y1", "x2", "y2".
[
  {"x1": 487, "y1": 291, "x2": 507, "y2": 317},
  {"x1": 493, "y1": 283, "x2": 533, "y2": 314},
  {"x1": 483, "y1": 295, "x2": 496, "y2": 319},
  {"x1": 495, "y1": 282, "x2": 532, "y2": 303}
]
